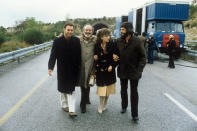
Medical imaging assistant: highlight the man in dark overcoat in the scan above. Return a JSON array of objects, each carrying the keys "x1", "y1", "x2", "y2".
[
  {"x1": 48, "y1": 23, "x2": 81, "y2": 116},
  {"x1": 116, "y1": 22, "x2": 146, "y2": 122}
]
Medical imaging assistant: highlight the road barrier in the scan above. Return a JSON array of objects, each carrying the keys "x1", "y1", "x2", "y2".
[
  {"x1": 0, "y1": 40, "x2": 196, "y2": 64},
  {"x1": 184, "y1": 40, "x2": 197, "y2": 63},
  {"x1": 185, "y1": 40, "x2": 197, "y2": 48},
  {"x1": 0, "y1": 41, "x2": 52, "y2": 64},
  {"x1": 185, "y1": 49, "x2": 197, "y2": 63}
]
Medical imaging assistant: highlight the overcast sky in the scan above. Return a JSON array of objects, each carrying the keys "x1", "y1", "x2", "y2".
[{"x1": 0, "y1": 0, "x2": 192, "y2": 28}]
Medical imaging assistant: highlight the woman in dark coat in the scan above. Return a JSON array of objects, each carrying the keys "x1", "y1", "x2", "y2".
[{"x1": 93, "y1": 28, "x2": 119, "y2": 114}]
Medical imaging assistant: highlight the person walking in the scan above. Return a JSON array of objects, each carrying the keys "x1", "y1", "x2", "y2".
[
  {"x1": 78, "y1": 24, "x2": 96, "y2": 113},
  {"x1": 94, "y1": 28, "x2": 119, "y2": 114},
  {"x1": 48, "y1": 23, "x2": 81, "y2": 117},
  {"x1": 167, "y1": 35, "x2": 176, "y2": 68},
  {"x1": 116, "y1": 22, "x2": 146, "y2": 122},
  {"x1": 147, "y1": 32, "x2": 156, "y2": 64}
]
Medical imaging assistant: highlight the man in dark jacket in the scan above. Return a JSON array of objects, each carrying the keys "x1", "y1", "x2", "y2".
[
  {"x1": 48, "y1": 23, "x2": 81, "y2": 117},
  {"x1": 116, "y1": 22, "x2": 146, "y2": 122},
  {"x1": 167, "y1": 35, "x2": 176, "y2": 68},
  {"x1": 147, "y1": 32, "x2": 156, "y2": 64}
]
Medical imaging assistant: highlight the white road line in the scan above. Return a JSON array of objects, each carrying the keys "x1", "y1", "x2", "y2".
[{"x1": 164, "y1": 93, "x2": 197, "y2": 122}]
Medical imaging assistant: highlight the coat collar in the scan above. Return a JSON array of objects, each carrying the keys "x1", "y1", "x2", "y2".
[
  {"x1": 126, "y1": 35, "x2": 135, "y2": 47},
  {"x1": 80, "y1": 34, "x2": 96, "y2": 42},
  {"x1": 61, "y1": 35, "x2": 74, "y2": 43}
]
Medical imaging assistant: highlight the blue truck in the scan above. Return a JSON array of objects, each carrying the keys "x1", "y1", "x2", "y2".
[
  {"x1": 114, "y1": 0, "x2": 189, "y2": 57},
  {"x1": 114, "y1": 16, "x2": 128, "y2": 38}
]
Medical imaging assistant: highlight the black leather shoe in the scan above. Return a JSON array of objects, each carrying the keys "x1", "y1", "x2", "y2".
[
  {"x1": 80, "y1": 105, "x2": 86, "y2": 113},
  {"x1": 86, "y1": 101, "x2": 91, "y2": 104},
  {"x1": 132, "y1": 116, "x2": 139, "y2": 122},
  {"x1": 120, "y1": 108, "x2": 127, "y2": 113}
]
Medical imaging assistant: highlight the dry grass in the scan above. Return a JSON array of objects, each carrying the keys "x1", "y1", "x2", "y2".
[
  {"x1": 184, "y1": 16, "x2": 197, "y2": 40},
  {"x1": 0, "y1": 41, "x2": 30, "y2": 53},
  {"x1": 185, "y1": 27, "x2": 197, "y2": 40}
]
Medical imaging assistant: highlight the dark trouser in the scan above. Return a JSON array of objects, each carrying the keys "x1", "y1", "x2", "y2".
[
  {"x1": 148, "y1": 48, "x2": 154, "y2": 64},
  {"x1": 168, "y1": 54, "x2": 175, "y2": 68},
  {"x1": 80, "y1": 86, "x2": 90, "y2": 108},
  {"x1": 120, "y1": 79, "x2": 139, "y2": 117}
]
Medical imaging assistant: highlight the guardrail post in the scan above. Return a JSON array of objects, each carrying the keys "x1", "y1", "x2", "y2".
[
  {"x1": 17, "y1": 57, "x2": 20, "y2": 64},
  {"x1": 34, "y1": 47, "x2": 36, "y2": 55}
]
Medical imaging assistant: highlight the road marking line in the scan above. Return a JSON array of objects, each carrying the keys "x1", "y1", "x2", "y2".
[
  {"x1": 164, "y1": 93, "x2": 197, "y2": 122},
  {"x1": 0, "y1": 75, "x2": 48, "y2": 126}
]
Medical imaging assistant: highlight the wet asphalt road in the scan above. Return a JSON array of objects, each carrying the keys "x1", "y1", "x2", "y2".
[{"x1": 0, "y1": 51, "x2": 197, "y2": 131}]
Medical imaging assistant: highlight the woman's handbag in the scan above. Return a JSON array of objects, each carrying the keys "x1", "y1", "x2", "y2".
[{"x1": 89, "y1": 75, "x2": 96, "y2": 87}]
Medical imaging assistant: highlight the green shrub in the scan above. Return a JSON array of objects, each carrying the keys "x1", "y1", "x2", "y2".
[
  {"x1": 23, "y1": 28, "x2": 44, "y2": 45},
  {"x1": 0, "y1": 34, "x2": 5, "y2": 46},
  {"x1": 42, "y1": 32, "x2": 54, "y2": 42},
  {"x1": 0, "y1": 46, "x2": 13, "y2": 53},
  {"x1": 189, "y1": 5, "x2": 197, "y2": 18}
]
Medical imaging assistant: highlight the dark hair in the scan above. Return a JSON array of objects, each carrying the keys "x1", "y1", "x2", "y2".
[
  {"x1": 64, "y1": 23, "x2": 74, "y2": 28},
  {"x1": 93, "y1": 23, "x2": 108, "y2": 35},
  {"x1": 96, "y1": 28, "x2": 110, "y2": 45},
  {"x1": 142, "y1": 32, "x2": 147, "y2": 37},
  {"x1": 134, "y1": 32, "x2": 139, "y2": 36},
  {"x1": 121, "y1": 22, "x2": 133, "y2": 35}
]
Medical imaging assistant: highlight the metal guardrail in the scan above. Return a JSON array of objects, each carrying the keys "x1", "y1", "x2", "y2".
[
  {"x1": 186, "y1": 49, "x2": 197, "y2": 56},
  {"x1": 184, "y1": 49, "x2": 197, "y2": 63},
  {"x1": 0, "y1": 40, "x2": 196, "y2": 64},
  {"x1": 185, "y1": 40, "x2": 197, "y2": 48},
  {"x1": 185, "y1": 40, "x2": 197, "y2": 43},
  {"x1": 184, "y1": 40, "x2": 197, "y2": 62},
  {"x1": 0, "y1": 41, "x2": 52, "y2": 64}
]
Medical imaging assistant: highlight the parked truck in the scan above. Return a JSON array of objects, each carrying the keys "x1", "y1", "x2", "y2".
[
  {"x1": 114, "y1": 16, "x2": 128, "y2": 38},
  {"x1": 114, "y1": 0, "x2": 189, "y2": 57}
]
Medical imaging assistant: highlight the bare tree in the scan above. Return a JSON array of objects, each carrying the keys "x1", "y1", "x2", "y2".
[{"x1": 192, "y1": 0, "x2": 197, "y2": 5}]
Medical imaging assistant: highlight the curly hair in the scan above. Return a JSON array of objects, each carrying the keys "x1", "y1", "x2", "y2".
[{"x1": 96, "y1": 28, "x2": 110, "y2": 45}]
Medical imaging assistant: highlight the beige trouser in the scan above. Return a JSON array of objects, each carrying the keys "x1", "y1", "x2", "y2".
[{"x1": 60, "y1": 92, "x2": 76, "y2": 112}]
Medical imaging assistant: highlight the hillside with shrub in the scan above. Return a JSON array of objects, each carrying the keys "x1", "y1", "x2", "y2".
[
  {"x1": 0, "y1": 17, "x2": 115, "y2": 53},
  {"x1": 184, "y1": 3, "x2": 197, "y2": 40},
  {"x1": 1, "y1": 2, "x2": 197, "y2": 54}
]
